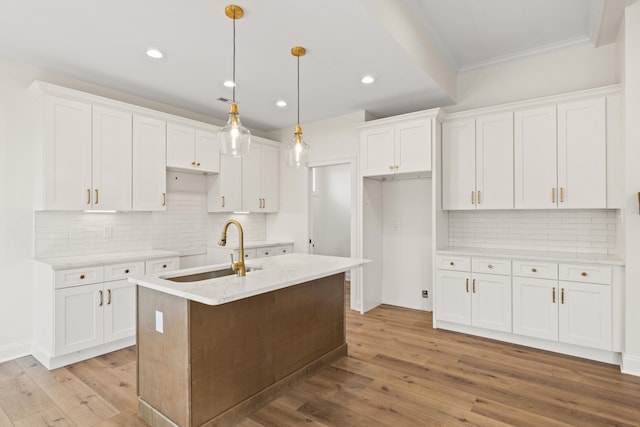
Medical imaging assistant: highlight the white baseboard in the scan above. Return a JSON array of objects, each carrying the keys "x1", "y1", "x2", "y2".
[
  {"x1": 621, "y1": 353, "x2": 640, "y2": 377},
  {"x1": 0, "y1": 340, "x2": 31, "y2": 363}
]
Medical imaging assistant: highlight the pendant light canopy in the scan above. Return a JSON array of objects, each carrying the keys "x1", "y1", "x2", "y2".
[
  {"x1": 286, "y1": 46, "x2": 310, "y2": 168},
  {"x1": 220, "y1": 5, "x2": 251, "y2": 157}
]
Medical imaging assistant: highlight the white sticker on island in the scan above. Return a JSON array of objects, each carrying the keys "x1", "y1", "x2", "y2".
[{"x1": 155, "y1": 310, "x2": 164, "y2": 333}]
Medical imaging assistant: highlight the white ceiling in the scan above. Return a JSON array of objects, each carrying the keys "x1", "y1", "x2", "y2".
[{"x1": 0, "y1": 0, "x2": 625, "y2": 132}]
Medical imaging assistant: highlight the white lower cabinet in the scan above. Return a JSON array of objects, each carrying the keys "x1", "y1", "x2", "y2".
[
  {"x1": 33, "y1": 254, "x2": 180, "y2": 369},
  {"x1": 435, "y1": 262, "x2": 511, "y2": 333},
  {"x1": 436, "y1": 254, "x2": 617, "y2": 359}
]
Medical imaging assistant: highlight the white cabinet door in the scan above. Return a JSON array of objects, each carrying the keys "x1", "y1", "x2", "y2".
[
  {"x1": 512, "y1": 276, "x2": 558, "y2": 341},
  {"x1": 208, "y1": 155, "x2": 242, "y2": 212},
  {"x1": 42, "y1": 96, "x2": 92, "y2": 210},
  {"x1": 435, "y1": 270, "x2": 471, "y2": 325},
  {"x1": 514, "y1": 106, "x2": 557, "y2": 209},
  {"x1": 241, "y1": 143, "x2": 261, "y2": 211},
  {"x1": 166, "y1": 123, "x2": 196, "y2": 170},
  {"x1": 104, "y1": 280, "x2": 136, "y2": 343},
  {"x1": 395, "y1": 119, "x2": 431, "y2": 174},
  {"x1": 92, "y1": 106, "x2": 132, "y2": 211},
  {"x1": 132, "y1": 115, "x2": 166, "y2": 211},
  {"x1": 54, "y1": 283, "x2": 104, "y2": 355},
  {"x1": 557, "y1": 98, "x2": 606, "y2": 209},
  {"x1": 442, "y1": 119, "x2": 476, "y2": 210},
  {"x1": 559, "y1": 281, "x2": 612, "y2": 350},
  {"x1": 259, "y1": 144, "x2": 279, "y2": 212},
  {"x1": 476, "y1": 112, "x2": 514, "y2": 210},
  {"x1": 471, "y1": 273, "x2": 512, "y2": 332},
  {"x1": 195, "y1": 129, "x2": 220, "y2": 173},
  {"x1": 361, "y1": 126, "x2": 395, "y2": 176}
]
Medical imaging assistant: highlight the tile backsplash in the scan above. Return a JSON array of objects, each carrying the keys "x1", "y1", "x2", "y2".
[
  {"x1": 35, "y1": 190, "x2": 267, "y2": 259},
  {"x1": 448, "y1": 209, "x2": 618, "y2": 254}
]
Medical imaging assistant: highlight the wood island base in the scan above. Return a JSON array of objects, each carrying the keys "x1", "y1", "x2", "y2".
[{"x1": 136, "y1": 273, "x2": 346, "y2": 427}]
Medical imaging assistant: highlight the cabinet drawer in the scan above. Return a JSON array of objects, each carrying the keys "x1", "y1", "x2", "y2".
[
  {"x1": 257, "y1": 247, "x2": 277, "y2": 258},
  {"x1": 276, "y1": 245, "x2": 294, "y2": 255},
  {"x1": 145, "y1": 257, "x2": 180, "y2": 274},
  {"x1": 472, "y1": 258, "x2": 511, "y2": 275},
  {"x1": 104, "y1": 261, "x2": 145, "y2": 282},
  {"x1": 55, "y1": 266, "x2": 104, "y2": 289},
  {"x1": 436, "y1": 255, "x2": 471, "y2": 271},
  {"x1": 234, "y1": 248, "x2": 257, "y2": 261},
  {"x1": 559, "y1": 263, "x2": 612, "y2": 285},
  {"x1": 512, "y1": 260, "x2": 558, "y2": 279}
]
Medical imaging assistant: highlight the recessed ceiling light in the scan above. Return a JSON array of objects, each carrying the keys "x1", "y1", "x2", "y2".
[
  {"x1": 276, "y1": 100, "x2": 287, "y2": 107},
  {"x1": 361, "y1": 75, "x2": 375, "y2": 84},
  {"x1": 146, "y1": 49, "x2": 164, "y2": 59},
  {"x1": 224, "y1": 80, "x2": 236, "y2": 88}
]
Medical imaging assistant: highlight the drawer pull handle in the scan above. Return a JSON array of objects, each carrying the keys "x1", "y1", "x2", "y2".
[
  {"x1": 561, "y1": 288, "x2": 565, "y2": 304},
  {"x1": 125, "y1": 269, "x2": 130, "y2": 274},
  {"x1": 162, "y1": 264, "x2": 167, "y2": 268},
  {"x1": 450, "y1": 262, "x2": 455, "y2": 266},
  {"x1": 531, "y1": 268, "x2": 537, "y2": 273},
  {"x1": 581, "y1": 272, "x2": 587, "y2": 277},
  {"x1": 107, "y1": 289, "x2": 111, "y2": 305},
  {"x1": 472, "y1": 278, "x2": 476, "y2": 293},
  {"x1": 488, "y1": 264, "x2": 493, "y2": 269},
  {"x1": 471, "y1": 191, "x2": 475, "y2": 205},
  {"x1": 80, "y1": 274, "x2": 85, "y2": 280},
  {"x1": 98, "y1": 290, "x2": 103, "y2": 307},
  {"x1": 552, "y1": 287, "x2": 556, "y2": 303},
  {"x1": 466, "y1": 278, "x2": 469, "y2": 293}
]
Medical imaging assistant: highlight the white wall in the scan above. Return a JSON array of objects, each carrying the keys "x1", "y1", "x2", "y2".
[
  {"x1": 453, "y1": 43, "x2": 618, "y2": 113},
  {"x1": 265, "y1": 111, "x2": 367, "y2": 254},
  {"x1": 622, "y1": 1, "x2": 640, "y2": 375}
]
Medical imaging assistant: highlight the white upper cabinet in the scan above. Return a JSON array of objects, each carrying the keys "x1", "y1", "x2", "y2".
[
  {"x1": 133, "y1": 115, "x2": 167, "y2": 211},
  {"x1": 515, "y1": 97, "x2": 607, "y2": 209},
  {"x1": 360, "y1": 116, "x2": 433, "y2": 177},
  {"x1": 40, "y1": 96, "x2": 93, "y2": 211},
  {"x1": 92, "y1": 106, "x2": 132, "y2": 211},
  {"x1": 557, "y1": 98, "x2": 606, "y2": 209},
  {"x1": 207, "y1": 155, "x2": 242, "y2": 213},
  {"x1": 167, "y1": 123, "x2": 219, "y2": 174},
  {"x1": 475, "y1": 112, "x2": 514, "y2": 210},
  {"x1": 442, "y1": 119, "x2": 476, "y2": 210},
  {"x1": 442, "y1": 112, "x2": 513, "y2": 210},
  {"x1": 242, "y1": 141, "x2": 279, "y2": 213}
]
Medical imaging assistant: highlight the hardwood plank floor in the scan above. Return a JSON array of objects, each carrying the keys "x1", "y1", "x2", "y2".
[{"x1": 2, "y1": 292, "x2": 640, "y2": 426}]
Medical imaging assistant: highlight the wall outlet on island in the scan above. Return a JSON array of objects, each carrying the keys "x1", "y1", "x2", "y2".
[{"x1": 422, "y1": 290, "x2": 428, "y2": 298}]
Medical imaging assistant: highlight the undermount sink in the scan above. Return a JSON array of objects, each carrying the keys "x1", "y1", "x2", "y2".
[{"x1": 162, "y1": 266, "x2": 261, "y2": 283}]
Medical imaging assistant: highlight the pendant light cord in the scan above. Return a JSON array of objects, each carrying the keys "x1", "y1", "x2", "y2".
[
  {"x1": 297, "y1": 54, "x2": 300, "y2": 125},
  {"x1": 232, "y1": 10, "x2": 237, "y2": 104}
]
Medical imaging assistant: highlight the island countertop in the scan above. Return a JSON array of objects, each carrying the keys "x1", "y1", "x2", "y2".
[{"x1": 129, "y1": 253, "x2": 369, "y2": 306}]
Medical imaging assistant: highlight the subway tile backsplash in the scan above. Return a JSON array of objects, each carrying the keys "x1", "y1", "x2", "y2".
[
  {"x1": 448, "y1": 209, "x2": 618, "y2": 255},
  {"x1": 34, "y1": 190, "x2": 267, "y2": 259}
]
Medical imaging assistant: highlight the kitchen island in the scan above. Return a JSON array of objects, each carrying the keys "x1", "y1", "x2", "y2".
[{"x1": 130, "y1": 253, "x2": 367, "y2": 427}]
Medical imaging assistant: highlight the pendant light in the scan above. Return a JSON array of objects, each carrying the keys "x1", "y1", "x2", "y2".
[
  {"x1": 286, "y1": 46, "x2": 310, "y2": 168},
  {"x1": 220, "y1": 4, "x2": 251, "y2": 157}
]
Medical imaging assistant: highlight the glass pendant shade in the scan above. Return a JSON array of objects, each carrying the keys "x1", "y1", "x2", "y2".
[
  {"x1": 220, "y1": 103, "x2": 251, "y2": 157},
  {"x1": 286, "y1": 124, "x2": 309, "y2": 167}
]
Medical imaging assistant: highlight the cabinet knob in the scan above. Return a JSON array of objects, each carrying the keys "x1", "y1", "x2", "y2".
[
  {"x1": 125, "y1": 269, "x2": 130, "y2": 274},
  {"x1": 162, "y1": 264, "x2": 167, "y2": 268},
  {"x1": 80, "y1": 274, "x2": 85, "y2": 280},
  {"x1": 581, "y1": 272, "x2": 587, "y2": 277},
  {"x1": 192, "y1": 161, "x2": 196, "y2": 165},
  {"x1": 488, "y1": 264, "x2": 493, "y2": 269},
  {"x1": 394, "y1": 165, "x2": 399, "y2": 169},
  {"x1": 245, "y1": 254, "x2": 249, "y2": 258},
  {"x1": 389, "y1": 166, "x2": 394, "y2": 170},
  {"x1": 265, "y1": 252, "x2": 269, "y2": 256},
  {"x1": 196, "y1": 162, "x2": 201, "y2": 166},
  {"x1": 450, "y1": 261, "x2": 454, "y2": 266},
  {"x1": 531, "y1": 268, "x2": 537, "y2": 273}
]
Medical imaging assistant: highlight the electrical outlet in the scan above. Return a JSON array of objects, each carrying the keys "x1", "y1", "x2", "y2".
[{"x1": 422, "y1": 290, "x2": 428, "y2": 298}]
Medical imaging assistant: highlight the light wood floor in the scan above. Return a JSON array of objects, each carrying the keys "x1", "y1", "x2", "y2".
[{"x1": 2, "y1": 298, "x2": 640, "y2": 426}]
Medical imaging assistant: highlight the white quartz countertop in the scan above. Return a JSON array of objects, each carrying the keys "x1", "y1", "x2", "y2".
[
  {"x1": 437, "y1": 247, "x2": 624, "y2": 266},
  {"x1": 33, "y1": 250, "x2": 181, "y2": 270},
  {"x1": 130, "y1": 253, "x2": 369, "y2": 306},
  {"x1": 207, "y1": 240, "x2": 294, "y2": 250}
]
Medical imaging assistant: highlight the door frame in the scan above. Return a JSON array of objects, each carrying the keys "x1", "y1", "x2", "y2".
[{"x1": 307, "y1": 156, "x2": 359, "y2": 310}]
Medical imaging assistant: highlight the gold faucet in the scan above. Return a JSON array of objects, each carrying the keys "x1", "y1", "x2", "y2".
[{"x1": 218, "y1": 219, "x2": 246, "y2": 276}]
